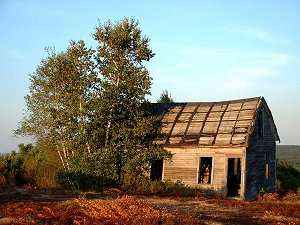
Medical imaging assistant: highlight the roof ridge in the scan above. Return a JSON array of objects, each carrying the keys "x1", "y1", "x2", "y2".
[{"x1": 151, "y1": 96, "x2": 262, "y2": 105}]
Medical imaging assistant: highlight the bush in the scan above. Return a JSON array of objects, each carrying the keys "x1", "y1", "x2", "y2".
[
  {"x1": 56, "y1": 170, "x2": 116, "y2": 192},
  {"x1": 122, "y1": 176, "x2": 212, "y2": 197},
  {"x1": 0, "y1": 142, "x2": 60, "y2": 188},
  {"x1": 56, "y1": 150, "x2": 118, "y2": 191}
]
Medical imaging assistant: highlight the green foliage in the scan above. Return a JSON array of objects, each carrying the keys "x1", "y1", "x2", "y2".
[
  {"x1": 15, "y1": 41, "x2": 99, "y2": 167},
  {"x1": 0, "y1": 142, "x2": 60, "y2": 188},
  {"x1": 16, "y1": 18, "x2": 172, "y2": 190},
  {"x1": 56, "y1": 150, "x2": 118, "y2": 191},
  {"x1": 0, "y1": 145, "x2": 29, "y2": 186},
  {"x1": 276, "y1": 160, "x2": 300, "y2": 191},
  {"x1": 90, "y1": 18, "x2": 171, "y2": 184},
  {"x1": 122, "y1": 177, "x2": 212, "y2": 197},
  {"x1": 157, "y1": 90, "x2": 173, "y2": 103}
]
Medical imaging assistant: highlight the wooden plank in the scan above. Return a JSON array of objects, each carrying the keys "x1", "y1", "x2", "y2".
[
  {"x1": 212, "y1": 101, "x2": 230, "y2": 145},
  {"x1": 166, "y1": 105, "x2": 185, "y2": 144}
]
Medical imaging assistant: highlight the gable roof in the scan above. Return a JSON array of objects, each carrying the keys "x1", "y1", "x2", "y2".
[{"x1": 152, "y1": 97, "x2": 279, "y2": 147}]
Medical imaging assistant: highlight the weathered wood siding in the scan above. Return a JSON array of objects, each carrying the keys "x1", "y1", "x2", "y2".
[
  {"x1": 245, "y1": 105, "x2": 276, "y2": 200},
  {"x1": 163, "y1": 146, "x2": 246, "y2": 198}
]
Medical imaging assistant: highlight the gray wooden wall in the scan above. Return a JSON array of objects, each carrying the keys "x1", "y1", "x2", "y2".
[{"x1": 245, "y1": 105, "x2": 276, "y2": 200}]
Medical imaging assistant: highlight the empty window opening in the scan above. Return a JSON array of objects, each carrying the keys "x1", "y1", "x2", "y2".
[
  {"x1": 227, "y1": 158, "x2": 241, "y2": 197},
  {"x1": 198, "y1": 157, "x2": 212, "y2": 184},
  {"x1": 150, "y1": 160, "x2": 163, "y2": 181},
  {"x1": 257, "y1": 110, "x2": 264, "y2": 137}
]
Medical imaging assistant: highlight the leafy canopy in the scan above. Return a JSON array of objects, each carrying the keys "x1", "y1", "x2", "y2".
[
  {"x1": 157, "y1": 90, "x2": 174, "y2": 103},
  {"x1": 16, "y1": 18, "x2": 171, "y2": 187}
]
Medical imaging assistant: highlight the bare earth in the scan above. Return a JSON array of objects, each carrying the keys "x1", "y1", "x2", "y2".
[
  {"x1": 0, "y1": 190, "x2": 300, "y2": 225},
  {"x1": 139, "y1": 195, "x2": 300, "y2": 225}
]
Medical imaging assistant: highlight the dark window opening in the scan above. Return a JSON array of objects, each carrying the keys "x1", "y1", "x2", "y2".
[
  {"x1": 150, "y1": 160, "x2": 163, "y2": 181},
  {"x1": 198, "y1": 157, "x2": 212, "y2": 184},
  {"x1": 257, "y1": 110, "x2": 264, "y2": 137},
  {"x1": 227, "y1": 158, "x2": 241, "y2": 197}
]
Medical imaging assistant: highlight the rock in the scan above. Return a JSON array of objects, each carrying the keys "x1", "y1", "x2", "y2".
[
  {"x1": 15, "y1": 188, "x2": 26, "y2": 194},
  {"x1": 0, "y1": 217, "x2": 14, "y2": 224}
]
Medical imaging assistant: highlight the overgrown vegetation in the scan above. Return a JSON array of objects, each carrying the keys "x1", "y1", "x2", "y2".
[
  {"x1": 122, "y1": 178, "x2": 217, "y2": 198},
  {"x1": 0, "y1": 142, "x2": 60, "y2": 189}
]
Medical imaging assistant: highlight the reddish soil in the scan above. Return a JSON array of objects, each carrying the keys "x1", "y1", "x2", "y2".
[
  {"x1": 141, "y1": 193, "x2": 300, "y2": 225},
  {"x1": 0, "y1": 192, "x2": 299, "y2": 225}
]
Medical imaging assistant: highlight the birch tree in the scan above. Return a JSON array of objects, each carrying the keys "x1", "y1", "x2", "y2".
[
  {"x1": 93, "y1": 18, "x2": 170, "y2": 183},
  {"x1": 16, "y1": 41, "x2": 98, "y2": 167},
  {"x1": 17, "y1": 18, "x2": 171, "y2": 186}
]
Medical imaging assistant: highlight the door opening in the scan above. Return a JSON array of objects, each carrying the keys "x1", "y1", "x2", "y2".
[
  {"x1": 227, "y1": 158, "x2": 241, "y2": 197},
  {"x1": 150, "y1": 160, "x2": 163, "y2": 181}
]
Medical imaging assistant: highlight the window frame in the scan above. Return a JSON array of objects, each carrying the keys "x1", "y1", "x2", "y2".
[{"x1": 197, "y1": 156, "x2": 214, "y2": 185}]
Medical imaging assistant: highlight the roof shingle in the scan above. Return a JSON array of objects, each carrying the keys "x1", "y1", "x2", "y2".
[{"x1": 152, "y1": 97, "x2": 279, "y2": 147}]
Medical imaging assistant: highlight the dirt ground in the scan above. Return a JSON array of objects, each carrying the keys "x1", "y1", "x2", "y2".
[
  {"x1": 140, "y1": 195, "x2": 300, "y2": 225},
  {"x1": 0, "y1": 190, "x2": 300, "y2": 225}
]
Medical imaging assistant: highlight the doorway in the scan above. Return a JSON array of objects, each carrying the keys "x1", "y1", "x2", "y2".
[
  {"x1": 150, "y1": 160, "x2": 163, "y2": 181},
  {"x1": 227, "y1": 158, "x2": 241, "y2": 197}
]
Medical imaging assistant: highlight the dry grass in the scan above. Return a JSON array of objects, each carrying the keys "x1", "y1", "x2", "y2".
[
  {"x1": 1, "y1": 192, "x2": 300, "y2": 225},
  {"x1": 0, "y1": 195, "x2": 198, "y2": 225}
]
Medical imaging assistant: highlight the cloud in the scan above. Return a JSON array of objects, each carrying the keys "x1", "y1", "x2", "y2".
[{"x1": 223, "y1": 26, "x2": 290, "y2": 45}]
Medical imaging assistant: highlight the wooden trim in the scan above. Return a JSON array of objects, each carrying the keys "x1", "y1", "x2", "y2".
[
  {"x1": 225, "y1": 156, "x2": 244, "y2": 199},
  {"x1": 196, "y1": 155, "x2": 214, "y2": 185},
  {"x1": 162, "y1": 159, "x2": 166, "y2": 181},
  {"x1": 196, "y1": 157, "x2": 200, "y2": 184}
]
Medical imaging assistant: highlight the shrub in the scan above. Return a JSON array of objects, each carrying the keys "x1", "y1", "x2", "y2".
[
  {"x1": 122, "y1": 177, "x2": 212, "y2": 197},
  {"x1": 56, "y1": 150, "x2": 118, "y2": 191},
  {"x1": 56, "y1": 170, "x2": 116, "y2": 192},
  {"x1": 0, "y1": 143, "x2": 60, "y2": 188},
  {"x1": 149, "y1": 180, "x2": 165, "y2": 193}
]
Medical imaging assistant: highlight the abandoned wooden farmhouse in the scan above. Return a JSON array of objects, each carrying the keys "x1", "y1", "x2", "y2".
[{"x1": 150, "y1": 97, "x2": 280, "y2": 200}]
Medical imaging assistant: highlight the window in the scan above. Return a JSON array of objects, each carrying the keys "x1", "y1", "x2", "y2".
[
  {"x1": 257, "y1": 110, "x2": 264, "y2": 137},
  {"x1": 264, "y1": 153, "x2": 269, "y2": 180},
  {"x1": 198, "y1": 157, "x2": 212, "y2": 184}
]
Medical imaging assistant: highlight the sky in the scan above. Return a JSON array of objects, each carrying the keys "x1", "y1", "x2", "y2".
[{"x1": 0, "y1": 0, "x2": 300, "y2": 152}]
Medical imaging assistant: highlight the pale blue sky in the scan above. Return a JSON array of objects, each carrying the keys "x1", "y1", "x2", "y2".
[{"x1": 1, "y1": 0, "x2": 300, "y2": 152}]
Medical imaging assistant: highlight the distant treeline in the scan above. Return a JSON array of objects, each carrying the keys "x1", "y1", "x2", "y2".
[{"x1": 277, "y1": 145, "x2": 300, "y2": 170}]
